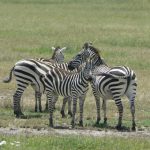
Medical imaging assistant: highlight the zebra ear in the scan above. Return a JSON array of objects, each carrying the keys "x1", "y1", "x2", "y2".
[
  {"x1": 84, "y1": 43, "x2": 89, "y2": 49},
  {"x1": 83, "y1": 42, "x2": 92, "y2": 49},
  {"x1": 60, "y1": 47, "x2": 67, "y2": 52},
  {"x1": 51, "y1": 47, "x2": 56, "y2": 51}
]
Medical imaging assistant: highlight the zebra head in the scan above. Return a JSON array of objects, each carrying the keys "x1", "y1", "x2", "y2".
[
  {"x1": 83, "y1": 58, "x2": 93, "y2": 81},
  {"x1": 51, "y1": 46, "x2": 66, "y2": 63},
  {"x1": 68, "y1": 47, "x2": 90, "y2": 70},
  {"x1": 83, "y1": 42, "x2": 107, "y2": 67},
  {"x1": 68, "y1": 42, "x2": 106, "y2": 70}
]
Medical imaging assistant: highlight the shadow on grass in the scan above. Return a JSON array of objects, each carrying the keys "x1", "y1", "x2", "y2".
[
  {"x1": 93, "y1": 123, "x2": 130, "y2": 132},
  {"x1": 53, "y1": 126, "x2": 71, "y2": 129},
  {"x1": 19, "y1": 114, "x2": 43, "y2": 119}
]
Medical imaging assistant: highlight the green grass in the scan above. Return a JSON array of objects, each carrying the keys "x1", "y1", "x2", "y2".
[
  {"x1": 0, "y1": 135, "x2": 150, "y2": 150},
  {"x1": 0, "y1": 0, "x2": 150, "y2": 148}
]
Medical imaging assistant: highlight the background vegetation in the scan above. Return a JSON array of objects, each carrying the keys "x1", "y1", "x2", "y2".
[{"x1": 0, "y1": 0, "x2": 150, "y2": 149}]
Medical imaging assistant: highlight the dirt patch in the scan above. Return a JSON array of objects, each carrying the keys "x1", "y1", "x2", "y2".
[{"x1": 0, "y1": 127, "x2": 150, "y2": 138}]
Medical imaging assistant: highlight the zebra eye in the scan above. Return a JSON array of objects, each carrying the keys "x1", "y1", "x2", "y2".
[{"x1": 77, "y1": 54, "x2": 81, "y2": 58}]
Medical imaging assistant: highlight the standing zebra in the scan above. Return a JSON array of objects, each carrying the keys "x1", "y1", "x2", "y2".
[
  {"x1": 41, "y1": 57, "x2": 99, "y2": 128},
  {"x1": 3, "y1": 46, "x2": 69, "y2": 115},
  {"x1": 37, "y1": 46, "x2": 73, "y2": 115},
  {"x1": 36, "y1": 46, "x2": 67, "y2": 112},
  {"x1": 68, "y1": 43, "x2": 137, "y2": 130}
]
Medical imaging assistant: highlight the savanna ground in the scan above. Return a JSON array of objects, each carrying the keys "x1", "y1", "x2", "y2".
[{"x1": 0, "y1": 0, "x2": 150, "y2": 149}]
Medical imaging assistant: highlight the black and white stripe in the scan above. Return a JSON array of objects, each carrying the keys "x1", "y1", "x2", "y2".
[
  {"x1": 42, "y1": 59, "x2": 92, "y2": 127},
  {"x1": 3, "y1": 47, "x2": 74, "y2": 117},
  {"x1": 38, "y1": 46, "x2": 66, "y2": 64},
  {"x1": 68, "y1": 43, "x2": 137, "y2": 130}
]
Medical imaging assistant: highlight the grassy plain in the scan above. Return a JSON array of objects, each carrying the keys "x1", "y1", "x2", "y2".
[
  {"x1": 0, "y1": 135, "x2": 150, "y2": 150},
  {"x1": 0, "y1": 0, "x2": 150, "y2": 149}
]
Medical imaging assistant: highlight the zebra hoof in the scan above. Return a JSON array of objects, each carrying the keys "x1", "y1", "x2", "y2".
[
  {"x1": 131, "y1": 122, "x2": 136, "y2": 131},
  {"x1": 104, "y1": 118, "x2": 107, "y2": 123},
  {"x1": 14, "y1": 111, "x2": 24, "y2": 118},
  {"x1": 71, "y1": 120, "x2": 75, "y2": 128},
  {"x1": 79, "y1": 120, "x2": 83, "y2": 127},
  {"x1": 95, "y1": 119, "x2": 100, "y2": 126},
  {"x1": 96, "y1": 117, "x2": 101, "y2": 124},
  {"x1": 68, "y1": 111, "x2": 72, "y2": 117},
  {"x1": 60, "y1": 110, "x2": 66, "y2": 118},
  {"x1": 35, "y1": 108, "x2": 38, "y2": 112},
  {"x1": 132, "y1": 126, "x2": 136, "y2": 131},
  {"x1": 116, "y1": 125, "x2": 122, "y2": 131},
  {"x1": 49, "y1": 118, "x2": 54, "y2": 128},
  {"x1": 103, "y1": 118, "x2": 107, "y2": 126}
]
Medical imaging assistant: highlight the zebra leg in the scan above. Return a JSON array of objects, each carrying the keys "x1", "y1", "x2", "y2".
[
  {"x1": 71, "y1": 96, "x2": 77, "y2": 128},
  {"x1": 78, "y1": 95, "x2": 86, "y2": 127},
  {"x1": 126, "y1": 93, "x2": 136, "y2": 131},
  {"x1": 68, "y1": 97, "x2": 72, "y2": 117},
  {"x1": 93, "y1": 92, "x2": 101, "y2": 124},
  {"x1": 35, "y1": 92, "x2": 38, "y2": 112},
  {"x1": 95, "y1": 97, "x2": 101, "y2": 125},
  {"x1": 102, "y1": 99, "x2": 107, "y2": 125},
  {"x1": 47, "y1": 92, "x2": 54, "y2": 127},
  {"x1": 45, "y1": 98, "x2": 48, "y2": 111},
  {"x1": 126, "y1": 81, "x2": 137, "y2": 131},
  {"x1": 60, "y1": 97, "x2": 68, "y2": 118},
  {"x1": 130, "y1": 100, "x2": 136, "y2": 131},
  {"x1": 45, "y1": 95, "x2": 57, "y2": 112},
  {"x1": 91, "y1": 85, "x2": 101, "y2": 124},
  {"x1": 114, "y1": 99, "x2": 123, "y2": 130},
  {"x1": 13, "y1": 90, "x2": 24, "y2": 118},
  {"x1": 52, "y1": 95, "x2": 58, "y2": 110},
  {"x1": 35, "y1": 92, "x2": 42, "y2": 112}
]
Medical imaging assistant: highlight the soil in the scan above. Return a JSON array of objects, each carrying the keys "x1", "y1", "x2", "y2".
[
  {"x1": 0, "y1": 127, "x2": 150, "y2": 138},
  {"x1": 0, "y1": 91, "x2": 150, "y2": 138}
]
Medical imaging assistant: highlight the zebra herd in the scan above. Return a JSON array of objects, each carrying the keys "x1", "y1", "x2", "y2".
[{"x1": 3, "y1": 42, "x2": 137, "y2": 131}]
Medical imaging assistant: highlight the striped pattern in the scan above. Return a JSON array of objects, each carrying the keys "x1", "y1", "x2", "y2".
[
  {"x1": 68, "y1": 43, "x2": 137, "y2": 130},
  {"x1": 42, "y1": 60, "x2": 92, "y2": 127},
  {"x1": 3, "y1": 46, "x2": 73, "y2": 116},
  {"x1": 3, "y1": 59, "x2": 78, "y2": 117},
  {"x1": 38, "y1": 46, "x2": 66, "y2": 64}
]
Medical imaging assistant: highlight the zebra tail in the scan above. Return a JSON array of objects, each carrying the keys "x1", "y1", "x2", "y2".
[{"x1": 3, "y1": 67, "x2": 14, "y2": 83}]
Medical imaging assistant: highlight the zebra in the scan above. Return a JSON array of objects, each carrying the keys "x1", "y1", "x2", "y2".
[
  {"x1": 41, "y1": 57, "x2": 100, "y2": 128},
  {"x1": 38, "y1": 46, "x2": 66, "y2": 64},
  {"x1": 68, "y1": 42, "x2": 137, "y2": 130},
  {"x1": 37, "y1": 46, "x2": 67, "y2": 112},
  {"x1": 2, "y1": 46, "x2": 71, "y2": 116},
  {"x1": 37, "y1": 46, "x2": 73, "y2": 115}
]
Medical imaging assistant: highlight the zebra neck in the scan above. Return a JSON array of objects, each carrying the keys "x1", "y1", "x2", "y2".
[{"x1": 79, "y1": 70, "x2": 89, "y2": 84}]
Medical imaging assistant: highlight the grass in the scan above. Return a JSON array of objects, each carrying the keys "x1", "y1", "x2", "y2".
[
  {"x1": 0, "y1": 0, "x2": 150, "y2": 148},
  {"x1": 0, "y1": 135, "x2": 150, "y2": 150}
]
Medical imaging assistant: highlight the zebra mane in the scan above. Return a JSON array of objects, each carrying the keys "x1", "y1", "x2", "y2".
[{"x1": 89, "y1": 45, "x2": 101, "y2": 57}]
